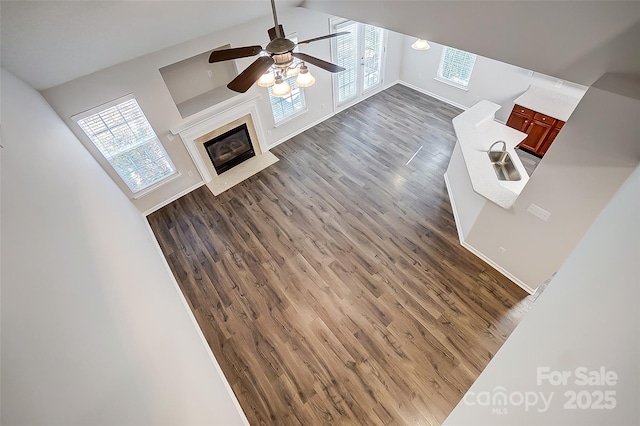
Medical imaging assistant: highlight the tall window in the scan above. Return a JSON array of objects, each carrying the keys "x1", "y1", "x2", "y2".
[
  {"x1": 268, "y1": 76, "x2": 305, "y2": 124},
  {"x1": 362, "y1": 25, "x2": 385, "y2": 91},
  {"x1": 332, "y1": 19, "x2": 386, "y2": 106},
  {"x1": 436, "y1": 46, "x2": 477, "y2": 89},
  {"x1": 333, "y1": 20, "x2": 359, "y2": 103},
  {"x1": 75, "y1": 96, "x2": 176, "y2": 194}
]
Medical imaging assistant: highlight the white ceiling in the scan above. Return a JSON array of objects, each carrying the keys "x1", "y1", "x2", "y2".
[{"x1": 0, "y1": 0, "x2": 303, "y2": 90}]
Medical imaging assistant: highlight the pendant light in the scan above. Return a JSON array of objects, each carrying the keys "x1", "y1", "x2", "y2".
[
  {"x1": 271, "y1": 74, "x2": 292, "y2": 97},
  {"x1": 257, "y1": 71, "x2": 276, "y2": 87},
  {"x1": 411, "y1": 39, "x2": 431, "y2": 50},
  {"x1": 295, "y1": 63, "x2": 316, "y2": 88}
]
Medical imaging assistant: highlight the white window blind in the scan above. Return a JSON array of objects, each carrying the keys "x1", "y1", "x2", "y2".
[
  {"x1": 333, "y1": 20, "x2": 358, "y2": 103},
  {"x1": 362, "y1": 24, "x2": 384, "y2": 90},
  {"x1": 437, "y1": 46, "x2": 477, "y2": 88},
  {"x1": 268, "y1": 76, "x2": 305, "y2": 123},
  {"x1": 76, "y1": 98, "x2": 176, "y2": 193}
]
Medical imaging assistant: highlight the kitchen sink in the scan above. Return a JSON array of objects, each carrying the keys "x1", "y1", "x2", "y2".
[{"x1": 488, "y1": 150, "x2": 522, "y2": 181}]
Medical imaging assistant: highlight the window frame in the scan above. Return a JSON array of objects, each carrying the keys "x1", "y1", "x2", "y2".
[
  {"x1": 72, "y1": 94, "x2": 179, "y2": 198},
  {"x1": 435, "y1": 46, "x2": 478, "y2": 91}
]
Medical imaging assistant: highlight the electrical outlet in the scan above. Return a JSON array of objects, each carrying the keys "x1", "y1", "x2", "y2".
[
  {"x1": 527, "y1": 203, "x2": 551, "y2": 221},
  {"x1": 555, "y1": 79, "x2": 563, "y2": 88},
  {"x1": 207, "y1": 70, "x2": 213, "y2": 78},
  {"x1": 187, "y1": 170, "x2": 193, "y2": 177},
  {"x1": 498, "y1": 247, "x2": 506, "y2": 254},
  {"x1": 166, "y1": 133, "x2": 174, "y2": 142}
]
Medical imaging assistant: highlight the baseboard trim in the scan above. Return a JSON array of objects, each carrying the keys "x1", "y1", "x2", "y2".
[
  {"x1": 444, "y1": 173, "x2": 536, "y2": 295},
  {"x1": 144, "y1": 221, "x2": 251, "y2": 425},
  {"x1": 398, "y1": 81, "x2": 469, "y2": 112},
  {"x1": 143, "y1": 181, "x2": 205, "y2": 216}
]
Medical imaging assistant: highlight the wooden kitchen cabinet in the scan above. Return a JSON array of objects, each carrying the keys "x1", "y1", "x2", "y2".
[
  {"x1": 506, "y1": 104, "x2": 565, "y2": 157},
  {"x1": 539, "y1": 121, "x2": 564, "y2": 156}
]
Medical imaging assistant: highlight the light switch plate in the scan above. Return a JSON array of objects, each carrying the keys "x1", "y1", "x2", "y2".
[{"x1": 527, "y1": 203, "x2": 551, "y2": 221}]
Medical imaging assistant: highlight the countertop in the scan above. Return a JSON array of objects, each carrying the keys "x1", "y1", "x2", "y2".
[
  {"x1": 513, "y1": 85, "x2": 581, "y2": 122},
  {"x1": 452, "y1": 100, "x2": 529, "y2": 209}
]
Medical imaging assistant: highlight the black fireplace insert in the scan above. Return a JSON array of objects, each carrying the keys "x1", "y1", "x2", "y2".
[{"x1": 204, "y1": 123, "x2": 255, "y2": 175}]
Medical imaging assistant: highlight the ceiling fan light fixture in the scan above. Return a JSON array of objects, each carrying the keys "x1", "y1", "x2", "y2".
[
  {"x1": 411, "y1": 39, "x2": 431, "y2": 50},
  {"x1": 295, "y1": 63, "x2": 316, "y2": 88},
  {"x1": 272, "y1": 74, "x2": 292, "y2": 97},
  {"x1": 257, "y1": 71, "x2": 276, "y2": 87},
  {"x1": 209, "y1": 0, "x2": 349, "y2": 94}
]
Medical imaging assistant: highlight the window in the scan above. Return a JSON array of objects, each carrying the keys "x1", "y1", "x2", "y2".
[
  {"x1": 362, "y1": 25, "x2": 385, "y2": 91},
  {"x1": 333, "y1": 20, "x2": 359, "y2": 103},
  {"x1": 75, "y1": 96, "x2": 176, "y2": 194},
  {"x1": 331, "y1": 19, "x2": 386, "y2": 106},
  {"x1": 268, "y1": 76, "x2": 305, "y2": 124},
  {"x1": 436, "y1": 46, "x2": 477, "y2": 89}
]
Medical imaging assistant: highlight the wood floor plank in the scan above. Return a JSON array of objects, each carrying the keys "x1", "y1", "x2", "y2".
[{"x1": 148, "y1": 84, "x2": 533, "y2": 425}]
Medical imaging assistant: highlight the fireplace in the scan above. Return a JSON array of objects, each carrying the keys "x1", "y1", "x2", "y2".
[
  {"x1": 203, "y1": 123, "x2": 255, "y2": 174},
  {"x1": 176, "y1": 100, "x2": 279, "y2": 196}
]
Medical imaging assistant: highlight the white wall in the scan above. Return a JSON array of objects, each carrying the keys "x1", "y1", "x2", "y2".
[
  {"x1": 41, "y1": 7, "x2": 340, "y2": 214},
  {"x1": 465, "y1": 74, "x2": 640, "y2": 289},
  {"x1": 444, "y1": 163, "x2": 640, "y2": 426},
  {"x1": 0, "y1": 68, "x2": 247, "y2": 425},
  {"x1": 399, "y1": 37, "x2": 587, "y2": 122}
]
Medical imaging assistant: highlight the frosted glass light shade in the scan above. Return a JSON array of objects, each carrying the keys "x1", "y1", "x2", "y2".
[
  {"x1": 411, "y1": 39, "x2": 431, "y2": 50},
  {"x1": 257, "y1": 71, "x2": 276, "y2": 87},
  {"x1": 285, "y1": 66, "x2": 300, "y2": 77},
  {"x1": 295, "y1": 64, "x2": 316, "y2": 88},
  {"x1": 271, "y1": 76, "x2": 292, "y2": 97}
]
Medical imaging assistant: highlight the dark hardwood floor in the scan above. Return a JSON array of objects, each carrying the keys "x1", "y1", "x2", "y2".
[{"x1": 148, "y1": 84, "x2": 532, "y2": 425}]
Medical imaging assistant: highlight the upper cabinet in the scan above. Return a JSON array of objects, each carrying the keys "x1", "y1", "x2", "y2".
[{"x1": 506, "y1": 86, "x2": 581, "y2": 157}]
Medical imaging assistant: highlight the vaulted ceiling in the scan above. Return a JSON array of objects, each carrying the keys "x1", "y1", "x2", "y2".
[
  {"x1": 304, "y1": 0, "x2": 640, "y2": 87},
  {"x1": 0, "y1": 0, "x2": 303, "y2": 90},
  {"x1": 2, "y1": 0, "x2": 639, "y2": 91}
]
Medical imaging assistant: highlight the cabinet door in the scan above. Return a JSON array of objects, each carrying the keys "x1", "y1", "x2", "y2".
[
  {"x1": 539, "y1": 121, "x2": 564, "y2": 156},
  {"x1": 506, "y1": 112, "x2": 530, "y2": 132},
  {"x1": 520, "y1": 120, "x2": 554, "y2": 154},
  {"x1": 506, "y1": 105, "x2": 534, "y2": 132}
]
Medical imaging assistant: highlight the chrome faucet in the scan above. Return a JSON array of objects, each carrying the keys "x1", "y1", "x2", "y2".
[{"x1": 488, "y1": 140, "x2": 507, "y2": 153}]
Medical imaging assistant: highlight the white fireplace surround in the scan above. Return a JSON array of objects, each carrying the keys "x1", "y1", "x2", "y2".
[{"x1": 175, "y1": 96, "x2": 278, "y2": 195}]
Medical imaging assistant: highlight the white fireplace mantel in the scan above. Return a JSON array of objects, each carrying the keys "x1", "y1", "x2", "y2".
[{"x1": 173, "y1": 93, "x2": 278, "y2": 196}]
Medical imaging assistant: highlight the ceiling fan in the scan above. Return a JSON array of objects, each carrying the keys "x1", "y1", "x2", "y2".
[{"x1": 209, "y1": 0, "x2": 348, "y2": 94}]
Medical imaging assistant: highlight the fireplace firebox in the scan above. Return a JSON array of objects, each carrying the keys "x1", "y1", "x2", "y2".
[{"x1": 203, "y1": 123, "x2": 255, "y2": 175}]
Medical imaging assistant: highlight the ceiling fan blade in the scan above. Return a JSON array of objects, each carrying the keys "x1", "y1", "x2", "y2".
[
  {"x1": 291, "y1": 52, "x2": 345, "y2": 73},
  {"x1": 268, "y1": 25, "x2": 285, "y2": 41},
  {"x1": 297, "y1": 32, "x2": 351, "y2": 46},
  {"x1": 209, "y1": 46, "x2": 263, "y2": 63},
  {"x1": 227, "y1": 56, "x2": 275, "y2": 93}
]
